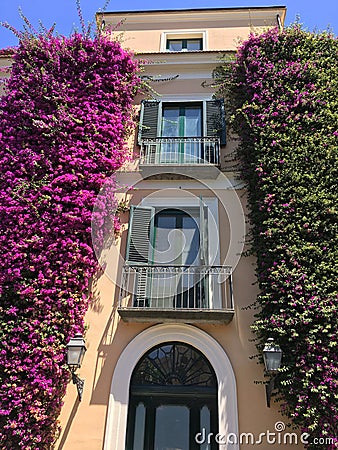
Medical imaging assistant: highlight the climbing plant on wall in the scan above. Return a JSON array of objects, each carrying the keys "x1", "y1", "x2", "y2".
[
  {"x1": 0, "y1": 24, "x2": 140, "y2": 448},
  {"x1": 215, "y1": 26, "x2": 337, "y2": 449}
]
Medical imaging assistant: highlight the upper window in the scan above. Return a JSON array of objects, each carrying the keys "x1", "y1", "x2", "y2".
[
  {"x1": 122, "y1": 198, "x2": 224, "y2": 310},
  {"x1": 161, "y1": 31, "x2": 206, "y2": 52},
  {"x1": 162, "y1": 103, "x2": 202, "y2": 138},
  {"x1": 166, "y1": 38, "x2": 202, "y2": 52},
  {"x1": 138, "y1": 100, "x2": 226, "y2": 145}
]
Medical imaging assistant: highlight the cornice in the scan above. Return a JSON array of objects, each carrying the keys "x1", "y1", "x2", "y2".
[{"x1": 97, "y1": 7, "x2": 286, "y2": 28}]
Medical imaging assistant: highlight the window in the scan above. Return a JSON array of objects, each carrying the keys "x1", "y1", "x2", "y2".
[
  {"x1": 161, "y1": 103, "x2": 202, "y2": 163},
  {"x1": 125, "y1": 342, "x2": 218, "y2": 450},
  {"x1": 125, "y1": 203, "x2": 209, "y2": 308},
  {"x1": 126, "y1": 205, "x2": 208, "y2": 266},
  {"x1": 139, "y1": 100, "x2": 225, "y2": 142},
  {"x1": 154, "y1": 209, "x2": 201, "y2": 266},
  {"x1": 161, "y1": 31, "x2": 206, "y2": 52},
  {"x1": 166, "y1": 38, "x2": 202, "y2": 52},
  {"x1": 162, "y1": 104, "x2": 202, "y2": 138},
  {"x1": 120, "y1": 198, "x2": 230, "y2": 315}
]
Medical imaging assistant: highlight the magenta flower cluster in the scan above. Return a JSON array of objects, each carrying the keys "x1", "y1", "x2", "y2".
[
  {"x1": 218, "y1": 27, "x2": 337, "y2": 449},
  {"x1": 0, "y1": 32, "x2": 139, "y2": 448}
]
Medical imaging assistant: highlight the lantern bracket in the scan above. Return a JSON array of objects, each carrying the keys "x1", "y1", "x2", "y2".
[{"x1": 71, "y1": 371, "x2": 85, "y2": 402}]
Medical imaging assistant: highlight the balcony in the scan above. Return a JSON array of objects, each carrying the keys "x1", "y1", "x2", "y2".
[
  {"x1": 118, "y1": 265, "x2": 234, "y2": 324},
  {"x1": 139, "y1": 137, "x2": 220, "y2": 179}
]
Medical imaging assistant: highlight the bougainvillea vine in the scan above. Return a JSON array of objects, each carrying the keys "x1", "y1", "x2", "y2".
[
  {"x1": 0, "y1": 32, "x2": 140, "y2": 448},
  {"x1": 216, "y1": 26, "x2": 338, "y2": 449}
]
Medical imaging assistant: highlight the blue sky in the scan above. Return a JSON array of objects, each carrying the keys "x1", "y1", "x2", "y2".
[{"x1": 0, "y1": 0, "x2": 337, "y2": 48}]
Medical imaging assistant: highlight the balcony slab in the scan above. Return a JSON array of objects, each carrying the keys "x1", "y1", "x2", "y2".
[
  {"x1": 139, "y1": 163, "x2": 221, "y2": 179},
  {"x1": 117, "y1": 307, "x2": 234, "y2": 324}
]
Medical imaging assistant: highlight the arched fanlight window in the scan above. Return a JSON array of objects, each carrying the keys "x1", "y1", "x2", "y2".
[{"x1": 131, "y1": 342, "x2": 217, "y2": 388}]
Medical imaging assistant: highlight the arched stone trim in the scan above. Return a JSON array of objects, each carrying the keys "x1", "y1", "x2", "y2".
[{"x1": 103, "y1": 324, "x2": 239, "y2": 450}]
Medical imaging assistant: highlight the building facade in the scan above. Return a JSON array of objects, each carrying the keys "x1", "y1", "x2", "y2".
[{"x1": 53, "y1": 7, "x2": 300, "y2": 450}]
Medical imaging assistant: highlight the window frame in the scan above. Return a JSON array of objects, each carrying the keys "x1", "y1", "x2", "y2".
[
  {"x1": 139, "y1": 197, "x2": 221, "y2": 309},
  {"x1": 161, "y1": 101, "x2": 203, "y2": 138},
  {"x1": 138, "y1": 98, "x2": 226, "y2": 146},
  {"x1": 166, "y1": 37, "x2": 203, "y2": 52},
  {"x1": 140, "y1": 197, "x2": 220, "y2": 267},
  {"x1": 160, "y1": 31, "x2": 207, "y2": 52}
]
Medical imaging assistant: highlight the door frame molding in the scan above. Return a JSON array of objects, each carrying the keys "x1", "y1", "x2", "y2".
[{"x1": 103, "y1": 323, "x2": 239, "y2": 450}]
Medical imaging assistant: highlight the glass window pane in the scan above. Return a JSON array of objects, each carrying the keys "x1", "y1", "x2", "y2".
[
  {"x1": 132, "y1": 343, "x2": 217, "y2": 387},
  {"x1": 132, "y1": 403, "x2": 146, "y2": 450},
  {"x1": 161, "y1": 107, "x2": 180, "y2": 162},
  {"x1": 181, "y1": 215, "x2": 199, "y2": 265},
  {"x1": 162, "y1": 107, "x2": 180, "y2": 137},
  {"x1": 187, "y1": 39, "x2": 202, "y2": 50},
  {"x1": 154, "y1": 405, "x2": 189, "y2": 450},
  {"x1": 184, "y1": 106, "x2": 202, "y2": 161},
  {"x1": 154, "y1": 214, "x2": 181, "y2": 264},
  {"x1": 168, "y1": 40, "x2": 183, "y2": 51},
  {"x1": 154, "y1": 211, "x2": 200, "y2": 265},
  {"x1": 184, "y1": 106, "x2": 202, "y2": 137},
  {"x1": 152, "y1": 211, "x2": 201, "y2": 307},
  {"x1": 200, "y1": 406, "x2": 211, "y2": 450}
]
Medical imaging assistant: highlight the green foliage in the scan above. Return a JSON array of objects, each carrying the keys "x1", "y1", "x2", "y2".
[{"x1": 216, "y1": 26, "x2": 338, "y2": 448}]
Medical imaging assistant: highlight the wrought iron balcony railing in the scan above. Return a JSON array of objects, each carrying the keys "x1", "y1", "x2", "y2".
[
  {"x1": 119, "y1": 265, "x2": 234, "y2": 323},
  {"x1": 140, "y1": 137, "x2": 220, "y2": 166}
]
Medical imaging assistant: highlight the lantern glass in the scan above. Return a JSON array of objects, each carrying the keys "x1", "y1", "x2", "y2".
[
  {"x1": 263, "y1": 338, "x2": 282, "y2": 373},
  {"x1": 66, "y1": 334, "x2": 87, "y2": 368}
]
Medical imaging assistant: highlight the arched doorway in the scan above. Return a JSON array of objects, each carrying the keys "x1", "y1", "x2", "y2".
[
  {"x1": 125, "y1": 342, "x2": 218, "y2": 450},
  {"x1": 103, "y1": 324, "x2": 238, "y2": 450}
]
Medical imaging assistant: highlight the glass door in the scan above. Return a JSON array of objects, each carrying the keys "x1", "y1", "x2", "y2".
[
  {"x1": 154, "y1": 404, "x2": 190, "y2": 450},
  {"x1": 152, "y1": 209, "x2": 201, "y2": 308},
  {"x1": 128, "y1": 396, "x2": 217, "y2": 450},
  {"x1": 161, "y1": 104, "x2": 202, "y2": 163}
]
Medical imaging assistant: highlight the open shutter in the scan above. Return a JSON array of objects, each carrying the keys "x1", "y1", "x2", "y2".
[
  {"x1": 126, "y1": 206, "x2": 155, "y2": 307},
  {"x1": 126, "y1": 205, "x2": 155, "y2": 264},
  {"x1": 138, "y1": 100, "x2": 160, "y2": 144},
  {"x1": 206, "y1": 99, "x2": 226, "y2": 145}
]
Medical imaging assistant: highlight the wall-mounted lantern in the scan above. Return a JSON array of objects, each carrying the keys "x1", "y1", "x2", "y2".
[
  {"x1": 263, "y1": 338, "x2": 282, "y2": 407},
  {"x1": 66, "y1": 333, "x2": 87, "y2": 401}
]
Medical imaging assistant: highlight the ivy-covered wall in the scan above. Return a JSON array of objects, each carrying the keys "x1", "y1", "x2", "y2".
[
  {"x1": 0, "y1": 33, "x2": 139, "y2": 448},
  {"x1": 216, "y1": 26, "x2": 337, "y2": 448}
]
